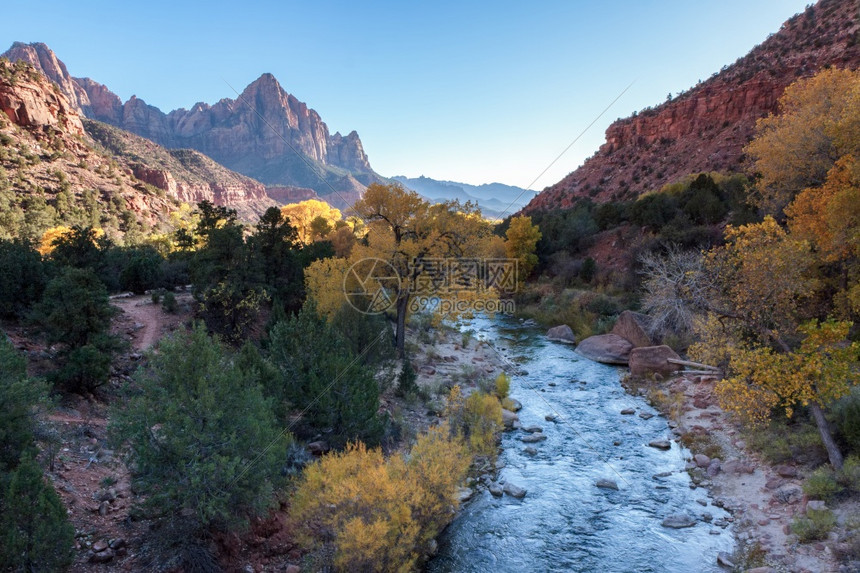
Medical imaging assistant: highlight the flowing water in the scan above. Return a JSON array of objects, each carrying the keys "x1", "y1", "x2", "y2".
[{"x1": 428, "y1": 316, "x2": 734, "y2": 573}]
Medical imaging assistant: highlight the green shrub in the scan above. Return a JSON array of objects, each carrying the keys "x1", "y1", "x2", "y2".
[
  {"x1": 0, "y1": 337, "x2": 46, "y2": 473},
  {"x1": 0, "y1": 239, "x2": 46, "y2": 318},
  {"x1": 396, "y1": 359, "x2": 418, "y2": 398},
  {"x1": 791, "y1": 508, "x2": 837, "y2": 542},
  {"x1": 803, "y1": 467, "x2": 842, "y2": 501},
  {"x1": 161, "y1": 291, "x2": 177, "y2": 314},
  {"x1": 0, "y1": 454, "x2": 75, "y2": 570},
  {"x1": 109, "y1": 325, "x2": 287, "y2": 533},
  {"x1": 495, "y1": 372, "x2": 511, "y2": 400},
  {"x1": 151, "y1": 289, "x2": 162, "y2": 304},
  {"x1": 833, "y1": 386, "x2": 860, "y2": 454},
  {"x1": 268, "y1": 304, "x2": 384, "y2": 448},
  {"x1": 838, "y1": 455, "x2": 860, "y2": 493}
]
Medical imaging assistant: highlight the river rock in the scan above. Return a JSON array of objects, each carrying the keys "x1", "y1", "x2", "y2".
[
  {"x1": 707, "y1": 460, "x2": 721, "y2": 477},
  {"x1": 629, "y1": 345, "x2": 682, "y2": 378},
  {"x1": 489, "y1": 483, "x2": 504, "y2": 497},
  {"x1": 307, "y1": 441, "x2": 329, "y2": 455},
  {"x1": 521, "y1": 433, "x2": 547, "y2": 443},
  {"x1": 458, "y1": 487, "x2": 474, "y2": 503},
  {"x1": 807, "y1": 500, "x2": 827, "y2": 511},
  {"x1": 774, "y1": 484, "x2": 804, "y2": 505},
  {"x1": 575, "y1": 334, "x2": 634, "y2": 365},
  {"x1": 620, "y1": 408, "x2": 636, "y2": 415},
  {"x1": 610, "y1": 310, "x2": 654, "y2": 348},
  {"x1": 776, "y1": 465, "x2": 797, "y2": 478},
  {"x1": 521, "y1": 425, "x2": 542, "y2": 433},
  {"x1": 662, "y1": 513, "x2": 696, "y2": 529},
  {"x1": 716, "y1": 552, "x2": 735, "y2": 568},
  {"x1": 694, "y1": 454, "x2": 711, "y2": 467},
  {"x1": 595, "y1": 479, "x2": 619, "y2": 490},
  {"x1": 546, "y1": 325, "x2": 576, "y2": 344},
  {"x1": 648, "y1": 440, "x2": 672, "y2": 450},
  {"x1": 639, "y1": 412, "x2": 654, "y2": 420},
  {"x1": 506, "y1": 399, "x2": 523, "y2": 412},
  {"x1": 92, "y1": 540, "x2": 109, "y2": 552},
  {"x1": 524, "y1": 446, "x2": 538, "y2": 455},
  {"x1": 503, "y1": 483, "x2": 527, "y2": 499},
  {"x1": 545, "y1": 414, "x2": 558, "y2": 422},
  {"x1": 502, "y1": 409, "x2": 519, "y2": 429}
]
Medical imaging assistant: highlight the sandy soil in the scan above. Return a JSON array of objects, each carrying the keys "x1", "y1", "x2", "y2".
[{"x1": 642, "y1": 374, "x2": 855, "y2": 573}]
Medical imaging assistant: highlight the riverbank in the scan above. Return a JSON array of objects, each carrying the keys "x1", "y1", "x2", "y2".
[{"x1": 626, "y1": 372, "x2": 857, "y2": 572}]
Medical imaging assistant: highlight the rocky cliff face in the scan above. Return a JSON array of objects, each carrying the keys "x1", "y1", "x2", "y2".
[
  {"x1": 2, "y1": 43, "x2": 381, "y2": 207},
  {"x1": 524, "y1": 0, "x2": 860, "y2": 212},
  {"x1": 0, "y1": 62, "x2": 84, "y2": 137},
  {"x1": 0, "y1": 60, "x2": 175, "y2": 235}
]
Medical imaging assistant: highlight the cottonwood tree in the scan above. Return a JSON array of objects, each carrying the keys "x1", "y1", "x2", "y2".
[
  {"x1": 504, "y1": 215, "x2": 542, "y2": 279},
  {"x1": 281, "y1": 199, "x2": 344, "y2": 244},
  {"x1": 308, "y1": 182, "x2": 499, "y2": 357},
  {"x1": 746, "y1": 68, "x2": 860, "y2": 216}
]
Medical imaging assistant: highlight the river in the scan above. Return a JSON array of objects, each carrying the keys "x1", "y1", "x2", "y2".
[{"x1": 428, "y1": 315, "x2": 735, "y2": 573}]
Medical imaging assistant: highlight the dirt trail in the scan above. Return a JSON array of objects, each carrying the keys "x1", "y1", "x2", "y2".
[{"x1": 110, "y1": 292, "x2": 193, "y2": 351}]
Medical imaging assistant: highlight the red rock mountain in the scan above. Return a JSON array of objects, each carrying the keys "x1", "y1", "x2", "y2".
[
  {"x1": 2, "y1": 42, "x2": 381, "y2": 209},
  {"x1": 524, "y1": 0, "x2": 860, "y2": 212}
]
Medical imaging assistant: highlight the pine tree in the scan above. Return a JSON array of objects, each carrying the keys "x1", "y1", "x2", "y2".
[{"x1": 0, "y1": 454, "x2": 75, "y2": 572}]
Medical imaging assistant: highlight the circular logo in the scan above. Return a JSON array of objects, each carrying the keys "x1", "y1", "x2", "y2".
[{"x1": 343, "y1": 258, "x2": 402, "y2": 314}]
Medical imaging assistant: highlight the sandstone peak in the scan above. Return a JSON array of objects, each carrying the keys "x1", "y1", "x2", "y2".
[{"x1": 1, "y1": 42, "x2": 383, "y2": 207}]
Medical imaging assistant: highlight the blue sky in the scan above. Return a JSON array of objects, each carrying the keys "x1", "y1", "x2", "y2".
[{"x1": 1, "y1": 1, "x2": 810, "y2": 190}]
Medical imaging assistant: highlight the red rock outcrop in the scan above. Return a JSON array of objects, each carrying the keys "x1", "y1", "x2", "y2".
[
  {"x1": 0, "y1": 62, "x2": 84, "y2": 136},
  {"x1": 266, "y1": 185, "x2": 319, "y2": 205},
  {"x1": 524, "y1": 0, "x2": 860, "y2": 212}
]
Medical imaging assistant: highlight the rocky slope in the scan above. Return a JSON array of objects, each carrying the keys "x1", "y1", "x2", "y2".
[
  {"x1": 0, "y1": 59, "x2": 177, "y2": 241},
  {"x1": 2, "y1": 42, "x2": 383, "y2": 209},
  {"x1": 524, "y1": 0, "x2": 860, "y2": 212},
  {"x1": 83, "y1": 119, "x2": 274, "y2": 221}
]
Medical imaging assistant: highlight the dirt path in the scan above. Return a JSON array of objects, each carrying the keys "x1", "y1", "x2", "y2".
[{"x1": 110, "y1": 292, "x2": 193, "y2": 351}]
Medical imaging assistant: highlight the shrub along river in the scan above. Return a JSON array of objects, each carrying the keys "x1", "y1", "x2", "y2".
[{"x1": 428, "y1": 316, "x2": 735, "y2": 573}]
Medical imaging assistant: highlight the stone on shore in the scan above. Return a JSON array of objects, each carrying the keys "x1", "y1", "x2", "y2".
[
  {"x1": 546, "y1": 325, "x2": 576, "y2": 344},
  {"x1": 610, "y1": 310, "x2": 655, "y2": 348},
  {"x1": 629, "y1": 345, "x2": 682, "y2": 378},
  {"x1": 575, "y1": 334, "x2": 634, "y2": 365}
]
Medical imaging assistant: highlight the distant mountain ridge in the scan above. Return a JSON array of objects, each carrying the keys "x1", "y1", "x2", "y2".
[
  {"x1": 2, "y1": 42, "x2": 385, "y2": 209},
  {"x1": 524, "y1": 0, "x2": 860, "y2": 213},
  {"x1": 392, "y1": 175, "x2": 531, "y2": 219}
]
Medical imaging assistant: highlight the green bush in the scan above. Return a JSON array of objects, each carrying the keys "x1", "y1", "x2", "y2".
[
  {"x1": 0, "y1": 239, "x2": 46, "y2": 318},
  {"x1": 0, "y1": 454, "x2": 75, "y2": 571},
  {"x1": 495, "y1": 372, "x2": 510, "y2": 400},
  {"x1": 396, "y1": 358, "x2": 418, "y2": 398},
  {"x1": 838, "y1": 455, "x2": 860, "y2": 493},
  {"x1": 30, "y1": 268, "x2": 120, "y2": 392},
  {"x1": 161, "y1": 291, "x2": 177, "y2": 314},
  {"x1": 0, "y1": 337, "x2": 46, "y2": 473},
  {"x1": 834, "y1": 386, "x2": 860, "y2": 454},
  {"x1": 268, "y1": 305, "x2": 384, "y2": 448},
  {"x1": 109, "y1": 325, "x2": 287, "y2": 533},
  {"x1": 803, "y1": 467, "x2": 842, "y2": 501},
  {"x1": 791, "y1": 508, "x2": 837, "y2": 542}
]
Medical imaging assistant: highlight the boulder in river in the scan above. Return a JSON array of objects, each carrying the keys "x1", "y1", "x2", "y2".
[
  {"x1": 502, "y1": 409, "x2": 519, "y2": 429},
  {"x1": 546, "y1": 325, "x2": 576, "y2": 344},
  {"x1": 595, "y1": 479, "x2": 619, "y2": 490},
  {"x1": 521, "y1": 433, "x2": 547, "y2": 443},
  {"x1": 575, "y1": 334, "x2": 634, "y2": 365},
  {"x1": 610, "y1": 310, "x2": 655, "y2": 348},
  {"x1": 503, "y1": 482, "x2": 527, "y2": 499},
  {"x1": 629, "y1": 345, "x2": 682, "y2": 378},
  {"x1": 661, "y1": 513, "x2": 696, "y2": 529},
  {"x1": 648, "y1": 439, "x2": 672, "y2": 450}
]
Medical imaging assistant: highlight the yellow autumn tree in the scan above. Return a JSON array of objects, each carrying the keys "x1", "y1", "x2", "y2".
[
  {"x1": 291, "y1": 426, "x2": 472, "y2": 572},
  {"x1": 280, "y1": 199, "x2": 343, "y2": 244},
  {"x1": 37, "y1": 226, "x2": 104, "y2": 256},
  {"x1": 716, "y1": 320, "x2": 858, "y2": 469},
  {"x1": 504, "y1": 215, "x2": 542, "y2": 279},
  {"x1": 746, "y1": 67, "x2": 860, "y2": 215},
  {"x1": 786, "y1": 155, "x2": 860, "y2": 317},
  {"x1": 306, "y1": 182, "x2": 499, "y2": 357}
]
